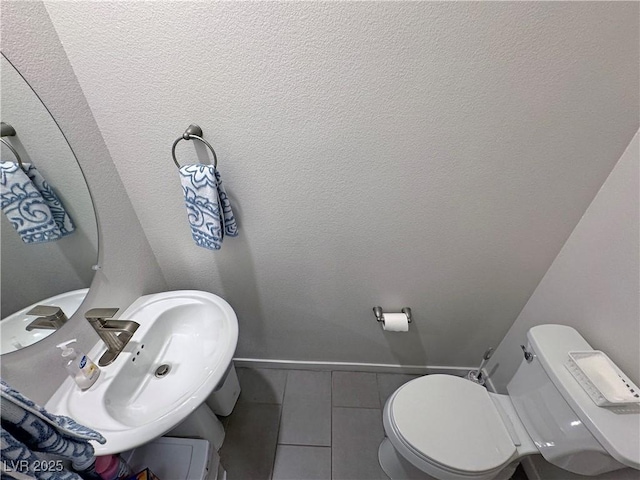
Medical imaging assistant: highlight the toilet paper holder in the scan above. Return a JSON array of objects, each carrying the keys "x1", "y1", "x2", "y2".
[{"x1": 373, "y1": 306, "x2": 412, "y2": 323}]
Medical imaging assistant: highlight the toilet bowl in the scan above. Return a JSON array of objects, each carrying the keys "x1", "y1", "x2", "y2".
[
  {"x1": 379, "y1": 374, "x2": 536, "y2": 480},
  {"x1": 378, "y1": 325, "x2": 640, "y2": 480}
]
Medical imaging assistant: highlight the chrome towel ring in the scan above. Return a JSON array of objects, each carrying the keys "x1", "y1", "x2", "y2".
[
  {"x1": 0, "y1": 122, "x2": 24, "y2": 169},
  {"x1": 0, "y1": 138, "x2": 24, "y2": 169},
  {"x1": 171, "y1": 124, "x2": 218, "y2": 169}
]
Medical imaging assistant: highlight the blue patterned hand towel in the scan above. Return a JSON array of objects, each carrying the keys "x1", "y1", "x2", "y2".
[
  {"x1": 0, "y1": 162, "x2": 75, "y2": 244},
  {"x1": 0, "y1": 379, "x2": 106, "y2": 480},
  {"x1": 24, "y1": 164, "x2": 76, "y2": 237},
  {"x1": 179, "y1": 164, "x2": 238, "y2": 250}
]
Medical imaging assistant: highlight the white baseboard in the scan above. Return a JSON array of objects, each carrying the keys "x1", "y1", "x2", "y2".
[{"x1": 233, "y1": 357, "x2": 473, "y2": 376}]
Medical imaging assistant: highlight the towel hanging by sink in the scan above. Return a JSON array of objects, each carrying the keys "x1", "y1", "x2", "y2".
[
  {"x1": 23, "y1": 163, "x2": 76, "y2": 237},
  {"x1": 0, "y1": 379, "x2": 106, "y2": 480},
  {"x1": 0, "y1": 161, "x2": 75, "y2": 244},
  {"x1": 179, "y1": 164, "x2": 238, "y2": 250}
]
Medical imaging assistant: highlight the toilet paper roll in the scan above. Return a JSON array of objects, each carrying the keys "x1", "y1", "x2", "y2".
[{"x1": 382, "y1": 313, "x2": 409, "y2": 332}]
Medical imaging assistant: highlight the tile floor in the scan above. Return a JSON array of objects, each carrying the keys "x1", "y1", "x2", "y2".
[{"x1": 219, "y1": 367, "x2": 528, "y2": 480}]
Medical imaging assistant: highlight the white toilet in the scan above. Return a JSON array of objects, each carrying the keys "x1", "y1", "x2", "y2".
[{"x1": 378, "y1": 325, "x2": 640, "y2": 480}]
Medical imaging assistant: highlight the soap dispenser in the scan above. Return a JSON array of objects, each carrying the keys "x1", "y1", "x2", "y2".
[{"x1": 56, "y1": 339, "x2": 100, "y2": 390}]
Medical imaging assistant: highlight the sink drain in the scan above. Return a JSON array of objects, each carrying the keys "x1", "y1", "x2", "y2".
[{"x1": 155, "y1": 364, "x2": 171, "y2": 378}]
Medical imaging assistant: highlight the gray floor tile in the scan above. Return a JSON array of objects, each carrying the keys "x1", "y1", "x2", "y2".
[
  {"x1": 332, "y1": 407, "x2": 387, "y2": 480},
  {"x1": 332, "y1": 371, "x2": 380, "y2": 408},
  {"x1": 220, "y1": 402, "x2": 281, "y2": 480},
  {"x1": 376, "y1": 373, "x2": 420, "y2": 408},
  {"x1": 237, "y1": 367, "x2": 288, "y2": 405},
  {"x1": 279, "y1": 370, "x2": 331, "y2": 446},
  {"x1": 272, "y1": 445, "x2": 331, "y2": 480}
]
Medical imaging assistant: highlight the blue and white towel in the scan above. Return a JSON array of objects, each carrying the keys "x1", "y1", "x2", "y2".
[
  {"x1": 0, "y1": 162, "x2": 75, "y2": 244},
  {"x1": 0, "y1": 379, "x2": 106, "y2": 480},
  {"x1": 23, "y1": 164, "x2": 75, "y2": 237},
  {"x1": 179, "y1": 164, "x2": 238, "y2": 250}
]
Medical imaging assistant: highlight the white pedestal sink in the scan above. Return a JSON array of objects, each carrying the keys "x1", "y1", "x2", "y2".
[{"x1": 45, "y1": 290, "x2": 238, "y2": 456}]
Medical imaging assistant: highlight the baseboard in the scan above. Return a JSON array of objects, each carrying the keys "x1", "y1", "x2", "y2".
[{"x1": 233, "y1": 357, "x2": 473, "y2": 376}]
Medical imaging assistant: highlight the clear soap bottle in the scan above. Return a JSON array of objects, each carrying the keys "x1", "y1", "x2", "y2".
[{"x1": 56, "y1": 339, "x2": 100, "y2": 390}]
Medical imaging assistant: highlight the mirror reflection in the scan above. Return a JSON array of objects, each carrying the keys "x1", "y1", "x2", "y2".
[{"x1": 0, "y1": 54, "x2": 98, "y2": 354}]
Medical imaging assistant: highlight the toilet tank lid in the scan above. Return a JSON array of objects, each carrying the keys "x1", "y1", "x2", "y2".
[{"x1": 527, "y1": 325, "x2": 640, "y2": 470}]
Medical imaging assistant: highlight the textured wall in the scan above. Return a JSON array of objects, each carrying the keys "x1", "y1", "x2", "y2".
[
  {"x1": 44, "y1": 1, "x2": 639, "y2": 369},
  {"x1": 1, "y1": 2, "x2": 167, "y2": 404},
  {"x1": 488, "y1": 132, "x2": 640, "y2": 393},
  {"x1": 1, "y1": 55, "x2": 98, "y2": 316}
]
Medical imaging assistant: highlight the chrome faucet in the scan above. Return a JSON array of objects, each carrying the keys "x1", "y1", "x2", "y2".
[
  {"x1": 84, "y1": 308, "x2": 139, "y2": 366},
  {"x1": 25, "y1": 305, "x2": 68, "y2": 331}
]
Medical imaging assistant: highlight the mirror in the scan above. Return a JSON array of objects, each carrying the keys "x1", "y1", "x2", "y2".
[{"x1": 0, "y1": 54, "x2": 99, "y2": 354}]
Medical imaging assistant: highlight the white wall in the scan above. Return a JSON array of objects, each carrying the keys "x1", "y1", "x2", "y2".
[
  {"x1": 1, "y1": 55, "x2": 98, "y2": 316},
  {"x1": 1, "y1": 2, "x2": 167, "y2": 404},
  {"x1": 44, "y1": 2, "x2": 639, "y2": 368},
  {"x1": 488, "y1": 132, "x2": 640, "y2": 391}
]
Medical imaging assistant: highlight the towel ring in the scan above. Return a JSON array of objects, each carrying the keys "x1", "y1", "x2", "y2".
[
  {"x1": 0, "y1": 138, "x2": 24, "y2": 169},
  {"x1": 171, "y1": 124, "x2": 218, "y2": 169}
]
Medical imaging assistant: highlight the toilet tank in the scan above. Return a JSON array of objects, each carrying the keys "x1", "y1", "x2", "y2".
[{"x1": 506, "y1": 325, "x2": 639, "y2": 476}]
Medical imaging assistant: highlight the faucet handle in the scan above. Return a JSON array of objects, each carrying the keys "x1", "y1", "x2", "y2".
[
  {"x1": 85, "y1": 308, "x2": 119, "y2": 320},
  {"x1": 26, "y1": 305, "x2": 64, "y2": 317}
]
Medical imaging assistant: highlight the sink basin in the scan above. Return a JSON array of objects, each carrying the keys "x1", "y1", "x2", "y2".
[
  {"x1": 1, "y1": 288, "x2": 89, "y2": 354},
  {"x1": 45, "y1": 290, "x2": 238, "y2": 455}
]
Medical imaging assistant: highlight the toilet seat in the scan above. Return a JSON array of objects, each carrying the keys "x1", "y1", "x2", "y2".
[{"x1": 384, "y1": 375, "x2": 517, "y2": 478}]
